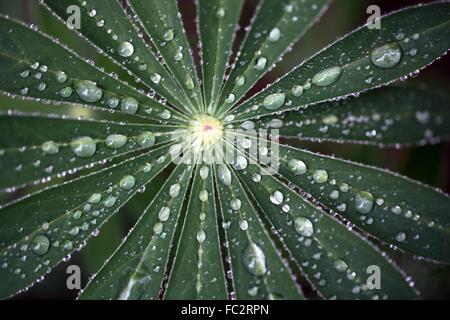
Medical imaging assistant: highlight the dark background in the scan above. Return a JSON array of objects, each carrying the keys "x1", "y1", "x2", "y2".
[{"x1": 0, "y1": 0, "x2": 449, "y2": 299}]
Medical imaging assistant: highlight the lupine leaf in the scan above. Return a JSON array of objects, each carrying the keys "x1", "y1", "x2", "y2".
[
  {"x1": 0, "y1": 114, "x2": 177, "y2": 192},
  {"x1": 216, "y1": 0, "x2": 329, "y2": 114},
  {"x1": 230, "y1": 150, "x2": 417, "y2": 299},
  {"x1": 275, "y1": 142, "x2": 450, "y2": 263},
  {"x1": 214, "y1": 164, "x2": 304, "y2": 300},
  {"x1": 0, "y1": 15, "x2": 189, "y2": 124},
  {"x1": 236, "y1": 86, "x2": 450, "y2": 146},
  {"x1": 165, "y1": 165, "x2": 228, "y2": 299},
  {"x1": 0, "y1": 143, "x2": 174, "y2": 299},
  {"x1": 79, "y1": 161, "x2": 194, "y2": 300},
  {"x1": 41, "y1": 0, "x2": 195, "y2": 114},
  {"x1": 198, "y1": 0, "x2": 244, "y2": 111},
  {"x1": 224, "y1": 2, "x2": 450, "y2": 121},
  {"x1": 127, "y1": 0, "x2": 204, "y2": 111}
]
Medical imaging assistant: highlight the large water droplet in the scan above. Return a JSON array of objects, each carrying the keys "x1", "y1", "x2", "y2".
[
  {"x1": 333, "y1": 259, "x2": 348, "y2": 272},
  {"x1": 41, "y1": 141, "x2": 59, "y2": 155},
  {"x1": 294, "y1": 217, "x2": 314, "y2": 237},
  {"x1": 270, "y1": 191, "x2": 283, "y2": 205},
  {"x1": 242, "y1": 242, "x2": 267, "y2": 276},
  {"x1": 199, "y1": 190, "x2": 208, "y2": 202},
  {"x1": 288, "y1": 159, "x2": 307, "y2": 175},
  {"x1": 263, "y1": 93, "x2": 286, "y2": 110},
  {"x1": 268, "y1": 27, "x2": 281, "y2": 42},
  {"x1": 138, "y1": 131, "x2": 155, "y2": 148},
  {"x1": 199, "y1": 166, "x2": 209, "y2": 180},
  {"x1": 370, "y1": 43, "x2": 402, "y2": 69},
  {"x1": 230, "y1": 198, "x2": 241, "y2": 211},
  {"x1": 74, "y1": 80, "x2": 103, "y2": 103},
  {"x1": 234, "y1": 155, "x2": 248, "y2": 170},
  {"x1": 313, "y1": 169, "x2": 328, "y2": 184},
  {"x1": 117, "y1": 41, "x2": 134, "y2": 57},
  {"x1": 218, "y1": 165, "x2": 232, "y2": 186},
  {"x1": 55, "y1": 71, "x2": 67, "y2": 83},
  {"x1": 254, "y1": 57, "x2": 267, "y2": 70},
  {"x1": 354, "y1": 191, "x2": 374, "y2": 214},
  {"x1": 71, "y1": 136, "x2": 97, "y2": 158},
  {"x1": 395, "y1": 232, "x2": 406, "y2": 242},
  {"x1": 169, "y1": 183, "x2": 181, "y2": 198},
  {"x1": 119, "y1": 175, "x2": 136, "y2": 190},
  {"x1": 151, "y1": 73, "x2": 161, "y2": 84},
  {"x1": 312, "y1": 66, "x2": 342, "y2": 87},
  {"x1": 88, "y1": 193, "x2": 102, "y2": 204},
  {"x1": 163, "y1": 28, "x2": 174, "y2": 41},
  {"x1": 121, "y1": 97, "x2": 139, "y2": 114},
  {"x1": 158, "y1": 207, "x2": 170, "y2": 222},
  {"x1": 31, "y1": 235, "x2": 50, "y2": 256},
  {"x1": 105, "y1": 134, "x2": 128, "y2": 149},
  {"x1": 60, "y1": 87, "x2": 73, "y2": 97}
]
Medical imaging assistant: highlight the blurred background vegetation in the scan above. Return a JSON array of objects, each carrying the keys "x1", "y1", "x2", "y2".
[{"x1": 0, "y1": 0, "x2": 449, "y2": 299}]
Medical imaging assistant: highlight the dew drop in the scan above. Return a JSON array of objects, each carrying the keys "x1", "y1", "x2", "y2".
[
  {"x1": 292, "y1": 85, "x2": 304, "y2": 97},
  {"x1": 235, "y1": 76, "x2": 245, "y2": 87},
  {"x1": 313, "y1": 169, "x2": 328, "y2": 184},
  {"x1": 88, "y1": 193, "x2": 102, "y2": 204},
  {"x1": 333, "y1": 259, "x2": 348, "y2": 272},
  {"x1": 254, "y1": 56, "x2": 267, "y2": 70},
  {"x1": 263, "y1": 93, "x2": 286, "y2": 110},
  {"x1": 169, "y1": 183, "x2": 181, "y2": 198},
  {"x1": 230, "y1": 198, "x2": 241, "y2": 211},
  {"x1": 74, "y1": 80, "x2": 103, "y2": 103},
  {"x1": 41, "y1": 141, "x2": 59, "y2": 155},
  {"x1": 138, "y1": 131, "x2": 156, "y2": 148},
  {"x1": 270, "y1": 191, "x2": 283, "y2": 205},
  {"x1": 312, "y1": 66, "x2": 342, "y2": 87},
  {"x1": 288, "y1": 159, "x2": 307, "y2": 175},
  {"x1": 234, "y1": 155, "x2": 248, "y2": 170},
  {"x1": 55, "y1": 71, "x2": 67, "y2": 83},
  {"x1": 225, "y1": 93, "x2": 235, "y2": 104},
  {"x1": 268, "y1": 27, "x2": 281, "y2": 42},
  {"x1": 163, "y1": 28, "x2": 174, "y2": 41},
  {"x1": 354, "y1": 191, "x2": 374, "y2": 214},
  {"x1": 120, "y1": 97, "x2": 139, "y2": 114},
  {"x1": 105, "y1": 134, "x2": 128, "y2": 149},
  {"x1": 107, "y1": 97, "x2": 119, "y2": 108},
  {"x1": 60, "y1": 87, "x2": 73, "y2": 97},
  {"x1": 197, "y1": 230, "x2": 206, "y2": 244},
  {"x1": 199, "y1": 166, "x2": 209, "y2": 180},
  {"x1": 117, "y1": 41, "x2": 134, "y2": 57},
  {"x1": 151, "y1": 73, "x2": 161, "y2": 84},
  {"x1": 199, "y1": 190, "x2": 208, "y2": 202},
  {"x1": 31, "y1": 235, "x2": 50, "y2": 256},
  {"x1": 242, "y1": 242, "x2": 267, "y2": 276},
  {"x1": 370, "y1": 43, "x2": 402, "y2": 69},
  {"x1": 71, "y1": 136, "x2": 97, "y2": 158},
  {"x1": 395, "y1": 232, "x2": 406, "y2": 242},
  {"x1": 119, "y1": 175, "x2": 136, "y2": 190},
  {"x1": 294, "y1": 217, "x2": 314, "y2": 237},
  {"x1": 158, "y1": 207, "x2": 170, "y2": 222},
  {"x1": 218, "y1": 165, "x2": 232, "y2": 186},
  {"x1": 103, "y1": 195, "x2": 117, "y2": 207}
]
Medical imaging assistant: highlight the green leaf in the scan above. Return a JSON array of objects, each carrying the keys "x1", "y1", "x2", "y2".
[
  {"x1": 0, "y1": 15, "x2": 189, "y2": 124},
  {"x1": 165, "y1": 165, "x2": 227, "y2": 299},
  {"x1": 0, "y1": 143, "x2": 174, "y2": 299},
  {"x1": 0, "y1": 114, "x2": 177, "y2": 191},
  {"x1": 41, "y1": 0, "x2": 195, "y2": 114},
  {"x1": 240, "y1": 85, "x2": 450, "y2": 146},
  {"x1": 275, "y1": 142, "x2": 450, "y2": 263},
  {"x1": 127, "y1": 0, "x2": 204, "y2": 111},
  {"x1": 223, "y1": 2, "x2": 450, "y2": 121},
  {"x1": 198, "y1": 0, "x2": 244, "y2": 111},
  {"x1": 80, "y1": 162, "x2": 194, "y2": 299},
  {"x1": 214, "y1": 164, "x2": 304, "y2": 299},
  {"x1": 231, "y1": 152, "x2": 417, "y2": 299},
  {"x1": 216, "y1": 0, "x2": 329, "y2": 114}
]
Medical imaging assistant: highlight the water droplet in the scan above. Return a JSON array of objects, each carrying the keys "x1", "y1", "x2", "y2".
[
  {"x1": 313, "y1": 169, "x2": 328, "y2": 184},
  {"x1": 199, "y1": 166, "x2": 209, "y2": 179},
  {"x1": 370, "y1": 43, "x2": 402, "y2": 69},
  {"x1": 151, "y1": 73, "x2": 161, "y2": 84},
  {"x1": 235, "y1": 76, "x2": 245, "y2": 87},
  {"x1": 74, "y1": 80, "x2": 103, "y2": 103},
  {"x1": 239, "y1": 220, "x2": 249, "y2": 231},
  {"x1": 158, "y1": 207, "x2": 170, "y2": 222},
  {"x1": 312, "y1": 66, "x2": 342, "y2": 87},
  {"x1": 263, "y1": 93, "x2": 286, "y2": 110},
  {"x1": 138, "y1": 131, "x2": 156, "y2": 148},
  {"x1": 333, "y1": 260, "x2": 348, "y2": 272},
  {"x1": 88, "y1": 193, "x2": 102, "y2": 204},
  {"x1": 270, "y1": 191, "x2": 283, "y2": 205},
  {"x1": 71, "y1": 136, "x2": 97, "y2": 158},
  {"x1": 55, "y1": 70, "x2": 67, "y2": 83},
  {"x1": 41, "y1": 141, "x2": 59, "y2": 154},
  {"x1": 117, "y1": 41, "x2": 134, "y2": 57},
  {"x1": 159, "y1": 110, "x2": 171, "y2": 120},
  {"x1": 143, "y1": 163, "x2": 152, "y2": 173},
  {"x1": 107, "y1": 97, "x2": 119, "y2": 108},
  {"x1": 106, "y1": 134, "x2": 128, "y2": 149},
  {"x1": 218, "y1": 165, "x2": 232, "y2": 186},
  {"x1": 103, "y1": 195, "x2": 117, "y2": 207},
  {"x1": 242, "y1": 242, "x2": 267, "y2": 276},
  {"x1": 354, "y1": 191, "x2": 374, "y2": 214},
  {"x1": 216, "y1": 7, "x2": 225, "y2": 17},
  {"x1": 197, "y1": 230, "x2": 206, "y2": 244},
  {"x1": 292, "y1": 85, "x2": 303, "y2": 97},
  {"x1": 174, "y1": 50, "x2": 183, "y2": 61},
  {"x1": 120, "y1": 97, "x2": 139, "y2": 114},
  {"x1": 199, "y1": 190, "x2": 208, "y2": 202},
  {"x1": 225, "y1": 93, "x2": 235, "y2": 104},
  {"x1": 395, "y1": 232, "x2": 406, "y2": 242},
  {"x1": 60, "y1": 87, "x2": 73, "y2": 97},
  {"x1": 294, "y1": 217, "x2": 314, "y2": 237},
  {"x1": 115, "y1": 175, "x2": 135, "y2": 192},
  {"x1": 68, "y1": 226, "x2": 80, "y2": 236},
  {"x1": 163, "y1": 28, "x2": 174, "y2": 41},
  {"x1": 169, "y1": 183, "x2": 181, "y2": 198},
  {"x1": 268, "y1": 27, "x2": 281, "y2": 42},
  {"x1": 72, "y1": 210, "x2": 82, "y2": 220},
  {"x1": 38, "y1": 82, "x2": 47, "y2": 91},
  {"x1": 255, "y1": 56, "x2": 267, "y2": 70},
  {"x1": 63, "y1": 240, "x2": 73, "y2": 251},
  {"x1": 31, "y1": 235, "x2": 50, "y2": 256},
  {"x1": 288, "y1": 159, "x2": 307, "y2": 175},
  {"x1": 230, "y1": 199, "x2": 241, "y2": 211},
  {"x1": 234, "y1": 155, "x2": 248, "y2": 170},
  {"x1": 20, "y1": 69, "x2": 30, "y2": 78}
]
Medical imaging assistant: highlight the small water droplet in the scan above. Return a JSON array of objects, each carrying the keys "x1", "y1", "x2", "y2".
[
  {"x1": 288, "y1": 159, "x2": 307, "y2": 175},
  {"x1": 218, "y1": 165, "x2": 232, "y2": 186},
  {"x1": 88, "y1": 193, "x2": 102, "y2": 204},
  {"x1": 31, "y1": 235, "x2": 50, "y2": 256},
  {"x1": 138, "y1": 131, "x2": 156, "y2": 148},
  {"x1": 117, "y1": 41, "x2": 134, "y2": 57},
  {"x1": 395, "y1": 232, "x2": 406, "y2": 242},
  {"x1": 169, "y1": 183, "x2": 181, "y2": 198},
  {"x1": 151, "y1": 73, "x2": 161, "y2": 84},
  {"x1": 158, "y1": 207, "x2": 170, "y2": 222},
  {"x1": 105, "y1": 134, "x2": 128, "y2": 149},
  {"x1": 294, "y1": 217, "x2": 314, "y2": 237},
  {"x1": 242, "y1": 242, "x2": 267, "y2": 276},
  {"x1": 230, "y1": 198, "x2": 241, "y2": 211},
  {"x1": 120, "y1": 97, "x2": 139, "y2": 114},
  {"x1": 354, "y1": 191, "x2": 374, "y2": 214},
  {"x1": 313, "y1": 169, "x2": 328, "y2": 184},
  {"x1": 197, "y1": 230, "x2": 206, "y2": 244},
  {"x1": 74, "y1": 80, "x2": 103, "y2": 103},
  {"x1": 163, "y1": 28, "x2": 174, "y2": 41},
  {"x1": 263, "y1": 93, "x2": 286, "y2": 110},
  {"x1": 199, "y1": 190, "x2": 208, "y2": 202},
  {"x1": 268, "y1": 27, "x2": 281, "y2": 42},
  {"x1": 312, "y1": 66, "x2": 342, "y2": 87},
  {"x1": 41, "y1": 141, "x2": 59, "y2": 155},
  {"x1": 270, "y1": 191, "x2": 283, "y2": 205},
  {"x1": 71, "y1": 136, "x2": 97, "y2": 158},
  {"x1": 119, "y1": 175, "x2": 136, "y2": 190},
  {"x1": 370, "y1": 43, "x2": 402, "y2": 69},
  {"x1": 254, "y1": 56, "x2": 267, "y2": 70}
]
